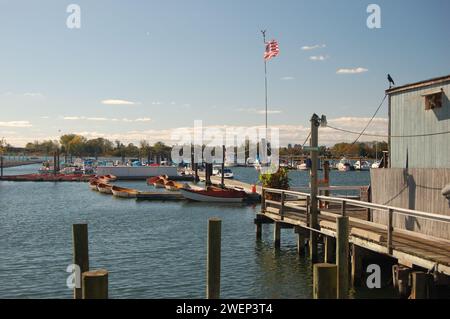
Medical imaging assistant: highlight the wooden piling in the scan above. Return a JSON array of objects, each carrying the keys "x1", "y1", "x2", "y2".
[
  {"x1": 295, "y1": 227, "x2": 306, "y2": 255},
  {"x1": 72, "y1": 224, "x2": 89, "y2": 299},
  {"x1": 410, "y1": 271, "x2": 432, "y2": 299},
  {"x1": 82, "y1": 269, "x2": 108, "y2": 299},
  {"x1": 351, "y1": 244, "x2": 365, "y2": 287},
  {"x1": 256, "y1": 222, "x2": 262, "y2": 240},
  {"x1": 207, "y1": 218, "x2": 221, "y2": 299},
  {"x1": 324, "y1": 236, "x2": 336, "y2": 263},
  {"x1": 396, "y1": 266, "x2": 412, "y2": 298},
  {"x1": 313, "y1": 263, "x2": 337, "y2": 299},
  {"x1": 273, "y1": 222, "x2": 281, "y2": 248},
  {"x1": 0, "y1": 155, "x2": 3, "y2": 178},
  {"x1": 336, "y1": 216, "x2": 349, "y2": 299}
]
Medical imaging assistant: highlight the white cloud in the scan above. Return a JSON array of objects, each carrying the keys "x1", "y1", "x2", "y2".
[
  {"x1": 336, "y1": 67, "x2": 368, "y2": 74},
  {"x1": 280, "y1": 76, "x2": 295, "y2": 80},
  {"x1": 63, "y1": 116, "x2": 83, "y2": 120},
  {"x1": 101, "y1": 99, "x2": 136, "y2": 105},
  {"x1": 310, "y1": 55, "x2": 329, "y2": 61},
  {"x1": 301, "y1": 44, "x2": 326, "y2": 51},
  {"x1": 151, "y1": 101, "x2": 163, "y2": 105},
  {"x1": 135, "y1": 117, "x2": 151, "y2": 122},
  {"x1": 40, "y1": 116, "x2": 50, "y2": 119},
  {"x1": 24, "y1": 92, "x2": 45, "y2": 98},
  {"x1": 87, "y1": 117, "x2": 109, "y2": 121},
  {"x1": 0, "y1": 121, "x2": 32, "y2": 128},
  {"x1": 238, "y1": 108, "x2": 283, "y2": 115}
]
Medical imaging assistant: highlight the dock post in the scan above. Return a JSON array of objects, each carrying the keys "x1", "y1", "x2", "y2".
[
  {"x1": 261, "y1": 188, "x2": 266, "y2": 212},
  {"x1": 82, "y1": 269, "x2": 108, "y2": 299},
  {"x1": 410, "y1": 271, "x2": 432, "y2": 299},
  {"x1": 273, "y1": 222, "x2": 281, "y2": 248},
  {"x1": 396, "y1": 266, "x2": 411, "y2": 298},
  {"x1": 309, "y1": 114, "x2": 320, "y2": 263},
  {"x1": 336, "y1": 216, "x2": 349, "y2": 299},
  {"x1": 207, "y1": 218, "x2": 221, "y2": 299},
  {"x1": 72, "y1": 224, "x2": 89, "y2": 299},
  {"x1": 256, "y1": 222, "x2": 262, "y2": 240},
  {"x1": 313, "y1": 263, "x2": 337, "y2": 299},
  {"x1": 220, "y1": 145, "x2": 225, "y2": 188},
  {"x1": 295, "y1": 227, "x2": 306, "y2": 255},
  {"x1": 324, "y1": 236, "x2": 336, "y2": 263},
  {"x1": 0, "y1": 155, "x2": 3, "y2": 178},
  {"x1": 387, "y1": 208, "x2": 394, "y2": 254},
  {"x1": 351, "y1": 244, "x2": 365, "y2": 287}
]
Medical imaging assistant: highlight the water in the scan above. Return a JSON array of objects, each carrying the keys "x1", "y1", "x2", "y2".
[{"x1": 0, "y1": 164, "x2": 392, "y2": 298}]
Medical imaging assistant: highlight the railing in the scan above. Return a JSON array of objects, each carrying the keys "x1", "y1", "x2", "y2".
[{"x1": 261, "y1": 187, "x2": 450, "y2": 255}]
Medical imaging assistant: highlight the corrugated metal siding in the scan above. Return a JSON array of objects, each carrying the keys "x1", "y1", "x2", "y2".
[{"x1": 390, "y1": 82, "x2": 450, "y2": 168}]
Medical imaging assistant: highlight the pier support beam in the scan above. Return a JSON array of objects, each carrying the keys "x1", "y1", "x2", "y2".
[
  {"x1": 351, "y1": 244, "x2": 367, "y2": 287},
  {"x1": 393, "y1": 265, "x2": 412, "y2": 298},
  {"x1": 207, "y1": 218, "x2": 221, "y2": 299},
  {"x1": 82, "y1": 269, "x2": 108, "y2": 299},
  {"x1": 336, "y1": 216, "x2": 349, "y2": 299},
  {"x1": 313, "y1": 263, "x2": 337, "y2": 299},
  {"x1": 324, "y1": 236, "x2": 336, "y2": 264},
  {"x1": 410, "y1": 271, "x2": 433, "y2": 299},
  {"x1": 295, "y1": 227, "x2": 306, "y2": 255},
  {"x1": 273, "y1": 222, "x2": 281, "y2": 248},
  {"x1": 256, "y1": 222, "x2": 262, "y2": 241},
  {"x1": 72, "y1": 224, "x2": 89, "y2": 299}
]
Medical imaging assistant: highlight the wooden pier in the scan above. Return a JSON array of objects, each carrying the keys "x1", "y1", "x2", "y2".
[{"x1": 257, "y1": 187, "x2": 450, "y2": 297}]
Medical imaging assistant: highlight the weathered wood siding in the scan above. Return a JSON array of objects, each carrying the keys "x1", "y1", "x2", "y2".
[
  {"x1": 371, "y1": 168, "x2": 450, "y2": 240},
  {"x1": 389, "y1": 81, "x2": 450, "y2": 168}
]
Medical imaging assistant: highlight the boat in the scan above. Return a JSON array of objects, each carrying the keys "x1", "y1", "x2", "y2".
[
  {"x1": 297, "y1": 163, "x2": 309, "y2": 171},
  {"x1": 354, "y1": 160, "x2": 371, "y2": 171},
  {"x1": 151, "y1": 175, "x2": 168, "y2": 188},
  {"x1": 336, "y1": 158, "x2": 352, "y2": 172},
  {"x1": 179, "y1": 186, "x2": 247, "y2": 203},
  {"x1": 97, "y1": 183, "x2": 113, "y2": 194},
  {"x1": 89, "y1": 179, "x2": 100, "y2": 190},
  {"x1": 146, "y1": 176, "x2": 160, "y2": 185},
  {"x1": 111, "y1": 185, "x2": 139, "y2": 198},
  {"x1": 371, "y1": 160, "x2": 382, "y2": 169},
  {"x1": 98, "y1": 174, "x2": 117, "y2": 182},
  {"x1": 216, "y1": 168, "x2": 234, "y2": 179}
]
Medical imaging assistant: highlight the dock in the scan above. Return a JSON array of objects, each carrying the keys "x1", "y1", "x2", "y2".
[
  {"x1": 136, "y1": 191, "x2": 185, "y2": 201},
  {"x1": 257, "y1": 187, "x2": 450, "y2": 290}
]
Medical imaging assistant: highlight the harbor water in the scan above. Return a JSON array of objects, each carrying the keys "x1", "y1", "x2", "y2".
[{"x1": 0, "y1": 164, "x2": 395, "y2": 298}]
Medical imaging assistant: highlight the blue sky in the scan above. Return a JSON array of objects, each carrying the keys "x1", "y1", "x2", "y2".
[{"x1": 1, "y1": 0, "x2": 449, "y2": 146}]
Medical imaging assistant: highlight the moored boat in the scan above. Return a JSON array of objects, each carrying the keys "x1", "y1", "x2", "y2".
[
  {"x1": 89, "y1": 179, "x2": 100, "y2": 190},
  {"x1": 111, "y1": 185, "x2": 139, "y2": 198},
  {"x1": 97, "y1": 183, "x2": 113, "y2": 194},
  {"x1": 180, "y1": 186, "x2": 247, "y2": 203}
]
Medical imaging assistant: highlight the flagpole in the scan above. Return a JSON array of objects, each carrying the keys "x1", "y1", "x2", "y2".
[{"x1": 261, "y1": 30, "x2": 268, "y2": 138}]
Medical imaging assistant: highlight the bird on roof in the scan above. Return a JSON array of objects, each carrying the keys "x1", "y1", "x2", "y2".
[{"x1": 387, "y1": 74, "x2": 395, "y2": 88}]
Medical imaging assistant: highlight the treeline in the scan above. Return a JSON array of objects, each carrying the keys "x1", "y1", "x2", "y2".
[
  {"x1": 280, "y1": 141, "x2": 388, "y2": 158},
  {"x1": 23, "y1": 134, "x2": 172, "y2": 159}
]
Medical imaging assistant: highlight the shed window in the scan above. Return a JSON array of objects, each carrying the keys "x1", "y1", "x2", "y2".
[{"x1": 424, "y1": 91, "x2": 442, "y2": 110}]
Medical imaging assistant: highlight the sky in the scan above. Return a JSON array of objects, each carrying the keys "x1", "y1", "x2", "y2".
[{"x1": 1, "y1": 0, "x2": 450, "y2": 147}]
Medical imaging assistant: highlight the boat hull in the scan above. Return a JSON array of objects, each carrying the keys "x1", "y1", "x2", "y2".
[
  {"x1": 180, "y1": 188, "x2": 245, "y2": 203},
  {"x1": 112, "y1": 189, "x2": 138, "y2": 198}
]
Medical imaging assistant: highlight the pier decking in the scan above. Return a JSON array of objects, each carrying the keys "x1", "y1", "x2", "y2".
[{"x1": 258, "y1": 188, "x2": 450, "y2": 277}]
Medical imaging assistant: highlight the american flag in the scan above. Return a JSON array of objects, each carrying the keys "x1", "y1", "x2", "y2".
[{"x1": 264, "y1": 40, "x2": 279, "y2": 61}]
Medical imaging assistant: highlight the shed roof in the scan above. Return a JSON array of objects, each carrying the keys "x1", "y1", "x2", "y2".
[{"x1": 386, "y1": 74, "x2": 450, "y2": 95}]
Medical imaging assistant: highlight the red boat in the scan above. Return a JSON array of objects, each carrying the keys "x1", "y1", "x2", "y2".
[{"x1": 180, "y1": 186, "x2": 247, "y2": 203}]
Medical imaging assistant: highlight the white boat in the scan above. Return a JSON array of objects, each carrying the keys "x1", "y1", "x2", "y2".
[
  {"x1": 336, "y1": 158, "x2": 352, "y2": 172},
  {"x1": 297, "y1": 163, "x2": 309, "y2": 171},
  {"x1": 179, "y1": 187, "x2": 246, "y2": 203},
  {"x1": 216, "y1": 168, "x2": 234, "y2": 179},
  {"x1": 354, "y1": 160, "x2": 371, "y2": 171},
  {"x1": 371, "y1": 160, "x2": 382, "y2": 169}
]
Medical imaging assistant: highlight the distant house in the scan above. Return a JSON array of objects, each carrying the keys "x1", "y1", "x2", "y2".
[
  {"x1": 386, "y1": 74, "x2": 450, "y2": 168},
  {"x1": 370, "y1": 74, "x2": 450, "y2": 240}
]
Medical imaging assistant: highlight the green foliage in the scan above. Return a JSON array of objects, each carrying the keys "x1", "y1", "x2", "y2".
[{"x1": 259, "y1": 167, "x2": 290, "y2": 190}]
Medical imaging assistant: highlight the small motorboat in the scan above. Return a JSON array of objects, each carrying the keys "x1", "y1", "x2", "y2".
[
  {"x1": 96, "y1": 174, "x2": 117, "y2": 182},
  {"x1": 111, "y1": 185, "x2": 139, "y2": 198},
  {"x1": 336, "y1": 158, "x2": 352, "y2": 172},
  {"x1": 216, "y1": 168, "x2": 234, "y2": 179},
  {"x1": 180, "y1": 186, "x2": 247, "y2": 203},
  {"x1": 297, "y1": 163, "x2": 309, "y2": 171},
  {"x1": 354, "y1": 160, "x2": 371, "y2": 171},
  {"x1": 97, "y1": 183, "x2": 113, "y2": 194}
]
